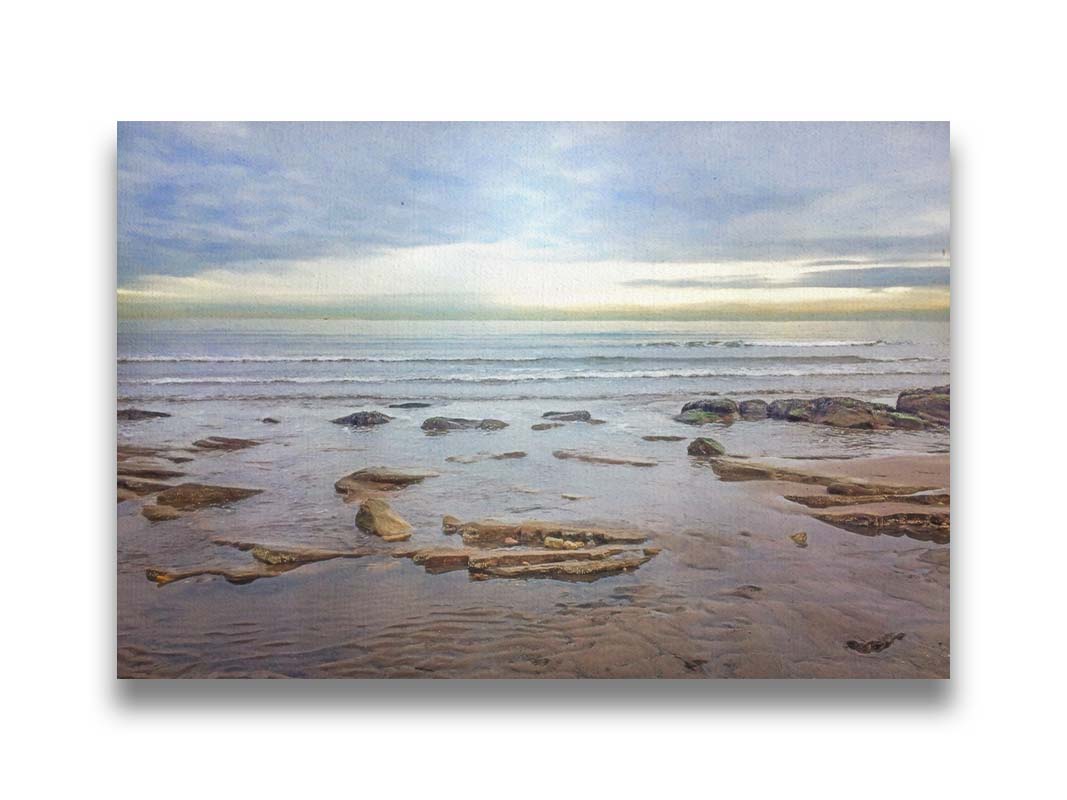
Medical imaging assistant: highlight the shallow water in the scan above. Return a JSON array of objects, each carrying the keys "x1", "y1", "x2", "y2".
[{"x1": 117, "y1": 319, "x2": 949, "y2": 678}]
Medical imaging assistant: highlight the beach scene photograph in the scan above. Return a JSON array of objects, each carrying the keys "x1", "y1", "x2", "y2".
[{"x1": 116, "y1": 121, "x2": 950, "y2": 679}]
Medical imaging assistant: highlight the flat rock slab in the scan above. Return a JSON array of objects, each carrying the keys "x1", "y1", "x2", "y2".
[
  {"x1": 117, "y1": 463, "x2": 186, "y2": 480},
  {"x1": 141, "y1": 504, "x2": 183, "y2": 522},
  {"x1": 389, "y1": 402, "x2": 433, "y2": 408},
  {"x1": 815, "y1": 511, "x2": 950, "y2": 544},
  {"x1": 421, "y1": 417, "x2": 508, "y2": 432},
  {"x1": 552, "y1": 450, "x2": 656, "y2": 468},
  {"x1": 642, "y1": 435, "x2": 686, "y2": 442},
  {"x1": 531, "y1": 422, "x2": 565, "y2": 431},
  {"x1": 148, "y1": 543, "x2": 370, "y2": 586},
  {"x1": 119, "y1": 475, "x2": 175, "y2": 496},
  {"x1": 118, "y1": 408, "x2": 171, "y2": 421},
  {"x1": 472, "y1": 553, "x2": 653, "y2": 580},
  {"x1": 152, "y1": 483, "x2": 263, "y2": 511},
  {"x1": 213, "y1": 539, "x2": 371, "y2": 565},
  {"x1": 192, "y1": 436, "x2": 260, "y2": 451},
  {"x1": 443, "y1": 517, "x2": 647, "y2": 547},
  {"x1": 710, "y1": 458, "x2": 935, "y2": 495},
  {"x1": 785, "y1": 493, "x2": 950, "y2": 509},
  {"x1": 335, "y1": 467, "x2": 439, "y2": 498},
  {"x1": 446, "y1": 451, "x2": 527, "y2": 464}
]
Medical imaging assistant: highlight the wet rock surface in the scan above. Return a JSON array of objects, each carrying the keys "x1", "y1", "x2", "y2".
[
  {"x1": 261, "y1": 417, "x2": 281, "y2": 424},
  {"x1": 192, "y1": 436, "x2": 261, "y2": 451},
  {"x1": 152, "y1": 483, "x2": 263, "y2": 511},
  {"x1": 542, "y1": 410, "x2": 592, "y2": 422},
  {"x1": 642, "y1": 435, "x2": 686, "y2": 442},
  {"x1": 738, "y1": 399, "x2": 768, "y2": 420},
  {"x1": 446, "y1": 451, "x2": 527, "y2": 463},
  {"x1": 814, "y1": 511, "x2": 950, "y2": 543},
  {"x1": 388, "y1": 401, "x2": 432, "y2": 408},
  {"x1": 355, "y1": 498, "x2": 414, "y2": 541},
  {"x1": 785, "y1": 492, "x2": 950, "y2": 509},
  {"x1": 334, "y1": 467, "x2": 439, "y2": 499},
  {"x1": 421, "y1": 416, "x2": 508, "y2": 432},
  {"x1": 846, "y1": 632, "x2": 905, "y2": 654},
  {"x1": 331, "y1": 410, "x2": 393, "y2": 426},
  {"x1": 552, "y1": 450, "x2": 657, "y2": 467},
  {"x1": 118, "y1": 408, "x2": 171, "y2": 421},
  {"x1": 896, "y1": 385, "x2": 950, "y2": 425},
  {"x1": 531, "y1": 422, "x2": 564, "y2": 431},
  {"x1": 444, "y1": 517, "x2": 648, "y2": 548},
  {"x1": 688, "y1": 437, "x2": 726, "y2": 457}
]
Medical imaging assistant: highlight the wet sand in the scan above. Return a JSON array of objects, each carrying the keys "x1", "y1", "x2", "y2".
[{"x1": 117, "y1": 407, "x2": 949, "y2": 679}]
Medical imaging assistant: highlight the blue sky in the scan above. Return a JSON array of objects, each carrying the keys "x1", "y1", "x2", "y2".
[{"x1": 118, "y1": 122, "x2": 949, "y2": 318}]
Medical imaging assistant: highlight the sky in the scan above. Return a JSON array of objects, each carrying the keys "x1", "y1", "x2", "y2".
[{"x1": 117, "y1": 122, "x2": 949, "y2": 319}]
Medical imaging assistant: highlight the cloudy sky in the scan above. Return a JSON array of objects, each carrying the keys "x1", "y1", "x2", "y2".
[{"x1": 118, "y1": 122, "x2": 949, "y2": 319}]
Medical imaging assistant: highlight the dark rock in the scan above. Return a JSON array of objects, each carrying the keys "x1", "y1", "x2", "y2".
[
  {"x1": 897, "y1": 386, "x2": 950, "y2": 425},
  {"x1": 118, "y1": 476, "x2": 175, "y2": 496},
  {"x1": 118, "y1": 408, "x2": 171, "y2": 421},
  {"x1": 552, "y1": 450, "x2": 656, "y2": 467},
  {"x1": 767, "y1": 398, "x2": 814, "y2": 420},
  {"x1": 446, "y1": 451, "x2": 527, "y2": 463},
  {"x1": 807, "y1": 397, "x2": 879, "y2": 429},
  {"x1": 785, "y1": 492, "x2": 950, "y2": 509},
  {"x1": 687, "y1": 437, "x2": 726, "y2": 457},
  {"x1": 421, "y1": 417, "x2": 508, "y2": 432},
  {"x1": 738, "y1": 399, "x2": 768, "y2": 420},
  {"x1": 882, "y1": 412, "x2": 925, "y2": 430},
  {"x1": 388, "y1": 402, "x2": 433, "y2": 408},
  {"x1": 261, "y1": 417, "x2": 281, "y2": 424},
  {"x1": 826, "y1": 481, "x2": 934, "y2": 496},
  {"x1": 331, "y1": 411, "x2": 393, "y2": 427},
  {"x1": 532, "y1": 422, "x2": 564, "y2": 431},
  {"x1": 191, "y1": 436, "x2": 260, "y2": 451},
  {"x1": 815, "y1": 511, "x2": 950, "y2": 543},
  {"x1": 152, "y1": 483, "x2": 263, "y2": 511},
  {"x1": 642, "y1": 435, "x2": 686, "y2": 442},
  {"x1": 681, "y1": 398, "x2": 738, "y2": 418},
  {"x1": 846, "y1": 633, "x2": 905, "y2": 654},
  {"x1": 542, "y1": 410, "x2": 592, "y2": 422},
  {"x1": 117, "y1": 464, "x2": 185, "y2": 480},
  {"x1": 673, "y1": 410, "x2": 735, "y2": 425},
  {"x1": 334, "y1": 467, "x2": 438, "y2": 498}
]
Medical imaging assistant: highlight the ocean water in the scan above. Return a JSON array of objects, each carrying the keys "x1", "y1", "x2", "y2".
[{"x1": 117, "y1": 318, "x2": 950, "y2": 678}]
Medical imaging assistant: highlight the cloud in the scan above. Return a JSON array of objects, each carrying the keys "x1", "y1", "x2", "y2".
[
  {"x1": 621, "y1": 266, "x2": 950, "y2": 290},
  {"x1": 118, "y1": 122, "x2": 950, "y2": 287}
]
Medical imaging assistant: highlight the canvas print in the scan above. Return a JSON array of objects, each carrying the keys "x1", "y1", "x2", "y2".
[{"x1": 117, "y1": 122, "x2": 949, "y2": 678}]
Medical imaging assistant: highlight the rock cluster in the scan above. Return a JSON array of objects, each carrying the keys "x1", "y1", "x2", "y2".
[
  {"x1": 678, "y1": 386, "x2": 949, "y2": 430},
  {"x1": 331, "y1": 411, "x2": 393, "y2": 426}
]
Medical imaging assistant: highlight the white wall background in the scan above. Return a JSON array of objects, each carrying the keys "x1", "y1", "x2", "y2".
[{"x1": 2, "y1": 2, "x2": 1063, "y2": 797}]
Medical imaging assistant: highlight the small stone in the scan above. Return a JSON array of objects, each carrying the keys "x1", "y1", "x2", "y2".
[{"x1": 789, "y1": 531, "x2": 809, "y2": 548}]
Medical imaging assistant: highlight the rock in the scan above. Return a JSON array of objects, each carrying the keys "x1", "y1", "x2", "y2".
[
  {"x1": 141, "y1": 504, "x2": 182, "y2": 522},
  {"x1": 882, "y1": 411, "x2": 925, "y2": 430},
  {"x1": 145, "y1": 566, "x2": 277, "y2": 586},
  {"x1": 191, "y1": 436, "x2": 260, "y2": 451},
  {"x1": 388, "y1": 402, "x2": 432, "y2": 408},
  {"x1": 846, "y1": 633, "x2": 905, "y2": 654},
  {"x1": 411, "y1": 549, "x2": 474, "y2": 571},
  {"x1": 117, "y1": 488, "x2": 139, "y2": 503},
  {"x1": 826, "y1": 481, "x2": 934, "y2": 496},
  {"x1": 334, "y1": 467, "x2": 439, "y2": 497},
  {"x1": 807, "y1": 397, "x2": 879, "y2": 429},
  {"x1": 682, "y1": 398, "x2": 739, "y2": 415},
  {"x1": 561, "y1": 493, "x2": 589, "y2": 501},
  {"x1": 687, "y1": 437, "x2": 726, "y2": 457},
  {"x1": 789, "y1": 531, "x2": 809, "y2": 548},
  {"x1": 444, "y1": 518, "x2": 647, "y2": 547},
  {"x1": 642, "y1": 435, "x2": 686, "y2": 442},
  {"x1": 673, "y1": 410, "x2": 732, "y2": 425},
  {"x1": 118, "y1": 476, "x2": 175, "y2": 495},
  {"x1": 331, "y1": 411, "x2": 393, "y2": 426},
  {"x1": 726, "y1": 584, "x2": 763, "y2": 599},
  {"x1": 544, "y1": 536, "x2": 583, "y2": 550},
  {"x1": 144, "y1": 543, "x2": 368, "y2": 586},
  {"x1": 118, "y1": 408, "x2": 171, "y2": 421},
  {"x1": 355, "y1": 498, "x2": 413, "y2": 541},
  {"x1": 785, "y1": 492, "x2": 950, "y2": 508},
  {"x1": 446, "y1": 451, "x2": 526, "y2": 464},
  {"x1": 471, "y1": 552, "x2": 653, "y2": 580},
  {"x1": 552, "y1": 450, "x2": 656, "y2": 467},
  {"x1": 676, "y1": 399, "x2": 738, "y2": 425},
  {"x1": 117, "y1": 464, "x2": 186, "y2": 480},
  {"x1": 261, "y1": 417, "x2": 281, "y2": 424},
  {"x1": 531, "y1": 422, "x2": 564, "y2": 431},
  {"x1": 542, "y1": 410, "x2": 592, "y2": 422},
  {"x1": 896, "y1": 386, "x2": 950, "y2": 425},
  {"x1": 421, "y1": 417, "x2": 508, "y2": 432},
  {"x1": 767, "y1": 398, "x2": 814, "y2": 420},
  {"x1": 153, "y1": 483, "x2": 263, "y2": 511},
  {"x1": 738, "y1": 399, "x2": 769, "y2": 420},
  {"x1": 815, "y1": 511, "x2": 950, "y2": 543}
]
